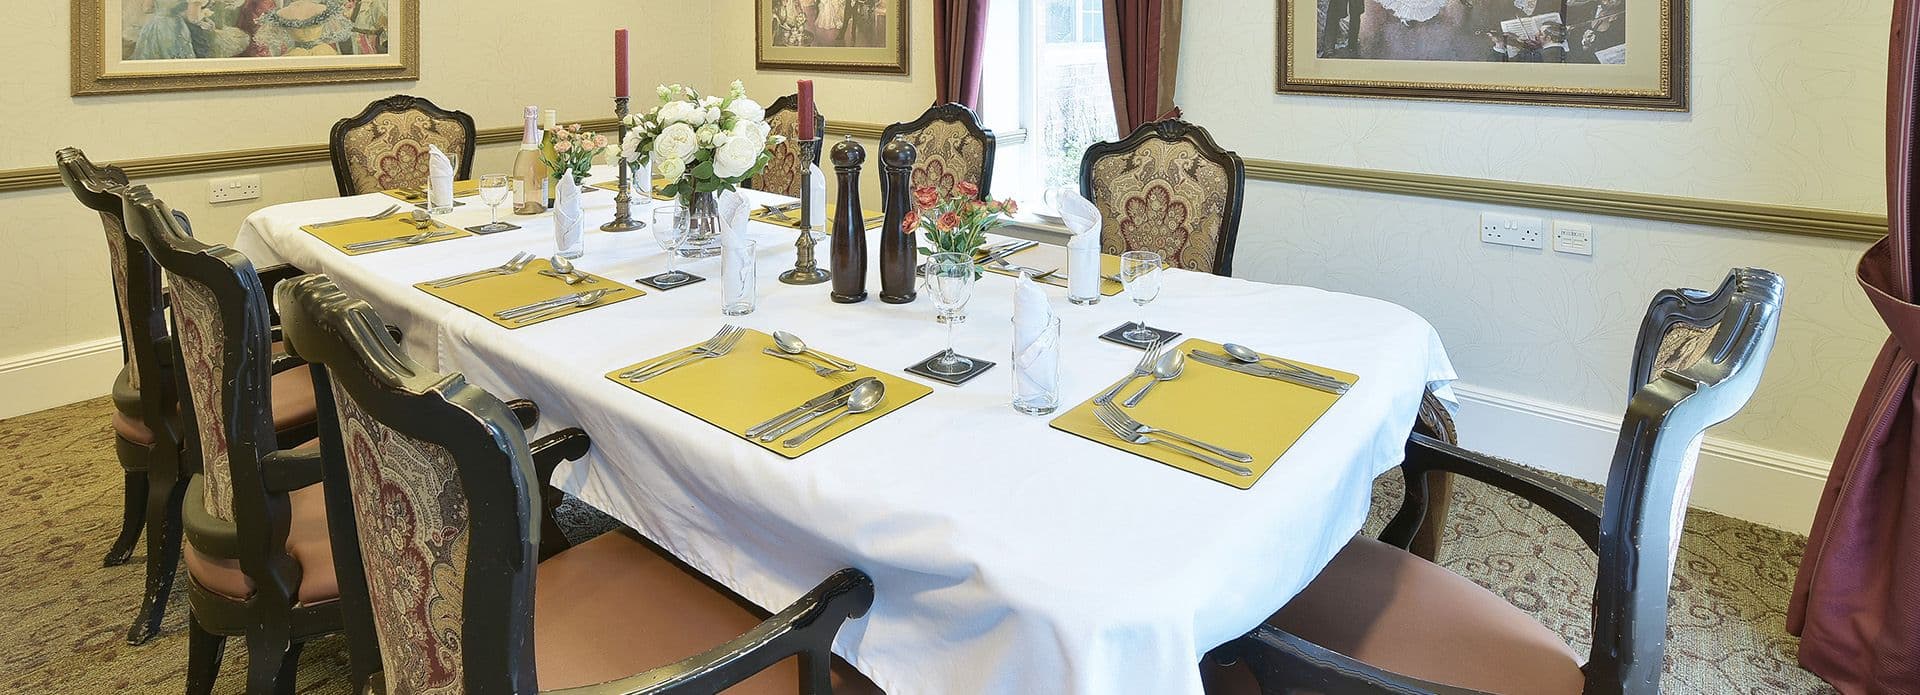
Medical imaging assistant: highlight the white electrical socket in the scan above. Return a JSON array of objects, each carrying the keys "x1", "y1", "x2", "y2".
[
  {"x1": 1553, "y1": 221, "x2": 1593, "y2": 256},
  {"x1": 208, "y1": 175, "x2": 261, "y2": 204},
  {"x1": 1480, "y1": 212, "x2": 1545, "y2": 249}
]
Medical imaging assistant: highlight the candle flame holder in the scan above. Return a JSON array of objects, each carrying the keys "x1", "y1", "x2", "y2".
[
  {"x1": 778, "y1": 136, "x2": 831, "y2": 285},
  {"x1": 600, "y1": 95, "x2": 646, "y2": 233}
]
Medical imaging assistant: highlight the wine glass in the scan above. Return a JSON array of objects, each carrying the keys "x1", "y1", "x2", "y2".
[
  {"x1": 476, "y1": 174, "x2": 512, "y2": 232},
  {"x1": 1120, "y1": 251, "x2": 1163, "y2": 343},
  {"x1": 925, "y1": 251, "x2": 977, "y2": 375},
  {"x1": 650, "y1": 204, "x2": 691, "y2": 286}
]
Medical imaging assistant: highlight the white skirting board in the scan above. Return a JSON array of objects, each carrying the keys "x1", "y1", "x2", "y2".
[
  {"x1": 1450, "y1": 383, "x2": 1831, "y2": 534},
  {"x1": 0, "y1": 337, "x2": 121, "y2": 420}
]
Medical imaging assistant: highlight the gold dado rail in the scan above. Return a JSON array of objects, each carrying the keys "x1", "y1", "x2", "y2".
[{"x1": 0, "y1": 120, "x2": 1884, "y2": 243}]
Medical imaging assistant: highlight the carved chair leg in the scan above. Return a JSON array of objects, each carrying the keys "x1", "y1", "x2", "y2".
[
  {"x1": 540, "y1": 486, "x2": 572, "y2": 561},
  {"x1": 127, "y1": 469, "x2": 186, "y2": 645},
  {"x1": 104, "y1": 471, "x2": 147, "y2": 567},
  {"x1": 800, "y1": 650, "x2": 833, "y2": 694},
  {"x1": 275, "y1": 640, "x2": 306, "y2": 695},
  {"x1": 1409, "y1": 472, "x2": 1453, "y2": 563},
  {"x1": 245, "y1": 624, "x2": 293, "y2": 695},
  {"x1": 185, "y1": 616, "x2": 227, "y2": 695}
]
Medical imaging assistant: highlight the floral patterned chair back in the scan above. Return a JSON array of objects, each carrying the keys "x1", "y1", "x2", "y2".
[
  {"x1": 329, "y1": 95, "x2": 477, "y2": 197},
  {"x1": 278, "y1": 273, "x2": 545, "y2": 693},
  {"x1": 881, "y1": 103, "x2": 997, "y2": 205},
  {"x1": 1080, "y1": 119, "x2": 1247, "y2": 277},
  {"x1": 748, "y1": 94, "x2": 827, "y2": 198},
  {"x1": 57, "y1": 149, "x2": 173, "y2": 408}
]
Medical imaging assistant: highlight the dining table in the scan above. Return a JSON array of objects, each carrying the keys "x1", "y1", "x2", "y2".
[{"x1": 233, "y1": 164, "x2": 1459, "y2": 694}]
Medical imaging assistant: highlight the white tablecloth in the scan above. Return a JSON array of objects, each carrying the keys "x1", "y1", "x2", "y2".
[{"x1": 235, "y1": 167, "x2": 1457, "y2": 695}]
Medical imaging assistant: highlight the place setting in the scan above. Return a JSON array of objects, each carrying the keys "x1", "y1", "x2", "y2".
[
  {"x1": 414, "y1": 252, "x2": 643, "y2": 328},
  {"x1": 299, "y1": 205, "x2": 471, "y2": 256},
  {"x1": 602, "y1": 325, "x2": 932, "y2": 457}
]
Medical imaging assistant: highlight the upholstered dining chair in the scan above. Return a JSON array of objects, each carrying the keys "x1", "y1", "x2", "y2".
[
  {"x1": 121, "y1": 184, "x2": 336, "y2": 694},
  {"x1": 276, "y1": 273, "x2": 882, "y2": 694},
  {"x1": 880, "y1": 102, "x2": 996, "y2": 203},
  {"x1": 1202, "y1": 267, "x2": 1786, "y2": 695},
  {"x1": 328, "y1": 94, "x2": 476, "y2": 197},
  {"x1": 1080, "y1": 119, "x2": 1246, "y2": 277},
  {"x1": 748, "y1": 94, "x2": 829, "y2": 198}
]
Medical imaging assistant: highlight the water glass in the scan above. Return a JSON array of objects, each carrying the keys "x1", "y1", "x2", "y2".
[
  {"x1": 722, "y1": 239, "x2": 757, "y2": 316},
  {"x1": 1012, "y1": 315, "x2": 1062, "y2": 415},
  {"x1": 925, "y1": 251, "x2": 977, "y2": 375},
  {"x1": 476, "y1": 174, "x2": 512, "y2": 231},
  {"x1": 427, "y1": 153, "x2": 460, "y2": 215},
  {"x1": 651, "y1": 204, "x2": 689, "y2": 284},
  {"x1": 1120, "y1": 251, "x2": 1164, "y2": 343}
]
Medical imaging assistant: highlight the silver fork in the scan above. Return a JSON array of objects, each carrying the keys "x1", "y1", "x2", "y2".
[
  {"x1": 985, "y1": 260, "x2": 1059, "y2": 280},
  {"x1": 308, "y1": 204, "x2": 402, "y2": 229},
  {"x1": 1095, "y1": 402, "x2": 1254, "y2": 463},
  {"x1": 617, "y1": 325, "x2": 735, "y2": 379},
  {"x1": 1092, "y1": 338, "x2": 1165, "y2": 405},
  {"x1": 762, "y1": 349, "x2": 838, "y2": 377},
  {"x1": 427, "y1": 252, "x2": 534, "y2": 288},
  {"x1": 1093, "y1": 407, "x2": 1253, "y2": 477},
  {"x1": 629, "y1": 328, "x2": 745, "y2": 382}
]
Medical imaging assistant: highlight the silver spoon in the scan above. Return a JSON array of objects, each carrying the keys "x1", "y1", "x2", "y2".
[
  {"x1": 782, "y1": 379, "x2": 885, "y2": 448},
  {"x1": 772, "y1": 331, "x2": 858, "y2": 372},
  {"x1": 409, "y1": 209, "x2": 433, "y2": 229},
  {"x1": 1222, "y1": 343, "x2": 1349, "y2": 386},
  {"x1": 541, "y1": 256, "x2": 597, "y2": 285},
  {"x1": 1123, "y1": 349, "x2": 1186, "y2": 407},
  {"x1": 510, "y1": 289, "x2": 611, "y2": 323}
]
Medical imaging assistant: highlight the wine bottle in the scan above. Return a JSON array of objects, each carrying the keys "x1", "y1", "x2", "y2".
[
  {"x1": 879, "y1": 138, "x2": 918, "y2": 304},
  {"x1": 511, "y1": 106, "x2": 547, "y2": 214},
  {"x1": 829, "y1": 137, "x2": 868, "y2": 304},
  {"x1": 540, "y1": 109, "x2": 559, "y2": 207}
]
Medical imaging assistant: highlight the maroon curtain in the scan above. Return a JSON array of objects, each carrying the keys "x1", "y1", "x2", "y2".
[
  {"x1": 934, "y1": 0, "x2": 991, "y2": 111},
  {"x1": 1789, "y1": 1, "x2": 1920, "y2": 691},
  {"x1": 1102, "y1": 0, "x2": 1183, "y2": 134}
]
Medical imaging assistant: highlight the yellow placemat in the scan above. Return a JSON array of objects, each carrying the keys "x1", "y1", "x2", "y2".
[
  {"x1": 1049, "y1": 339, "x2": 1358, "y2": 489},
  {"x1": 302, "y1": 216, "x2": 471, "y2": 256},
  {"x1": 982, "y1": 245, "x2": 1123, "y2": 296},
  {"x1": 750, "y1": 208, "x2": 886, "y2": 231},
  {"x1": 591, "y1": 178, "x2": 674, "y2": 201},
  {"x1": 380, "y1": 179, "x2": 480, "y2": 203},
  {"x1": 604, "y1": 329, "x2": 933, "y2": 458},
  {"x1": 414, "y1": 259, "x2": 643, "y2": 328}
]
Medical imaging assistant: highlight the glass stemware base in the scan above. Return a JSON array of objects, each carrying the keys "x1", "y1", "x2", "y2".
[
  {"x1": 927, "y1": 349, "x2": 975, "y2": 375},
  {"x1": 1122, "y1": 321, "x2": 1158, "y2": 343}
]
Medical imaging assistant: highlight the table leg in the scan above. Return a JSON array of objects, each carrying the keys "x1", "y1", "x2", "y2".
[{"x1": 1410, "y1": 472, "x2": 1452, "y2": 562}]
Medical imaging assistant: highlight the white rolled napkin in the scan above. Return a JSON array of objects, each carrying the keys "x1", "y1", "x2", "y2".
[
  {"x1": 1012, "y1": 271, "x2": 1058, "y2": 399},
  {"x1": 719, "y1": 190, "x2": 755, "y2": 295},
  {"x1": 807, "y1": 164, "x2": 827, "y2": 229},
  {"x1": 1056, "y1": 187, "x2": 1104, "y2": 300},
  {"x1": 427, "y1": 145, "x2": 455, "y2": 208},
  {"x1": 554, "y1": 176, "x2": 584, "y2": 256}
]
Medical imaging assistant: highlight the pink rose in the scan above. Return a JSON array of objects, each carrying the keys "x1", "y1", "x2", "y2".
[
  {"x1": 593, "y1": 135, "x2": 610, "y2": 148},
  {"x1": 555, "y1": 140, "x2": 573, "y2": 153}
]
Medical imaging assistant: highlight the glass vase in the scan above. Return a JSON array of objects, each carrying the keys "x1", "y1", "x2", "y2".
[{"x1": 676, "y1": 189, "x2": 722, "y2": 258}]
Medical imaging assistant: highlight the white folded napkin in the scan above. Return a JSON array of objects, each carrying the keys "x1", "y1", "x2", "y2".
[
  {"x1": 554, "y1": 176, "x2": 584, "y2": 257},
  {"x1": 1056, "y1": 187, "x2": 1104, "y2": 300},
  {"x1": 807, "y1": 164, "x2": 828, "y2": 229},
  {"x1": 719, "y1": 190, "x2": 755, "y2": 295},
  {"x1": 427, "y1": 145, "x2": 455, "y2": 207},
  {"x1": 1012, "y1": 271, "x2": 1058, "y2": 400}
]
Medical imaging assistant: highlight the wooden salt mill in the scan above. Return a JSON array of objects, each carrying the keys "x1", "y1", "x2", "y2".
[
  {"x1": 829, "y1": 136, "x2": 868, "y2": 304},
  {"x1": 879, "y1": 138, "x2": 918, "y2": 304}
]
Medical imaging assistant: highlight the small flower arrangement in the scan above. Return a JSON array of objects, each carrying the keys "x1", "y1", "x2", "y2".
[
  {"x1": 543, "y1": 124, "x2": 612, "y2": 185},
  {"x1": 907, "y1": 181, "x2": 1020, "y2": 256},
  {"x1": 620, "y1": 81, "x2": 782, "y2": 199}
]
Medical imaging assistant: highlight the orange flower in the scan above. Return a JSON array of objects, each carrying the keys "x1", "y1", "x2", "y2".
[
  {"x1": 955, "y1": 180, "x2": 979, "y2": 197},
  {"x1": 902, "y1": 210, "x2": 920, "y2": 232},
  {"x1": 937, "y1": 211, "x2": 961, "y2": 231},
  {"x1": 914, "y1": 186, "x2": 940, "y2": 209},
  {"x1": 1000, "y1": 198, "x2": 1019, "y2": 214}
]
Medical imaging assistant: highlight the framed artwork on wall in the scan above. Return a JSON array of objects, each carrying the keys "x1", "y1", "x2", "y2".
[
  {"x1": 1279, "y1": 0, "x2": 1686, "y2": 110},
  {"x1": 73, "y1": 0, "x2": 420, "y2": 96},
  {"x1": 756, "y1": 0, "x2": 909, "y2": 75}
]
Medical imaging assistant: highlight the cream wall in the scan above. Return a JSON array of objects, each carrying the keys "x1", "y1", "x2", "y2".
[{"x1": 0, "y1": 1, "x2": 712, "y2": 416}]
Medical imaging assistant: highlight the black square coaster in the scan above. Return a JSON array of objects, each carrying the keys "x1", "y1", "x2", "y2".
[
  {"x1": 635, "y1": 271, "x2": 707, "y2": 291},
  {"x1": 1098, "y1": 323, "x2": 1182, "y2": 350},
  {"x1": 905, "y1": 352, "x2": 997, "y2": 386},
  {"x1": 465, "y1": 222, "x2": 522, "y2": 235}
]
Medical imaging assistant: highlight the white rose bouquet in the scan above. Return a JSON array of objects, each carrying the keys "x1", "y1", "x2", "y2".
[{"x1": 620, "y1": 81, "x2": 783, "y2": 199}]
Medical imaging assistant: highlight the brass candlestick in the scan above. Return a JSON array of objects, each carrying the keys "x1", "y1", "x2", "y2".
[
  {"x1": 600, "y1": 96, "x2": 645, "y2": 232},
  {"x1": 778, "y1": 136, "x2": 831, "y2": 285}
]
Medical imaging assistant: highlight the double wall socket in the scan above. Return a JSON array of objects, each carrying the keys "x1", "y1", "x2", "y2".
[
  {"x1": 1480, "y1": 212, "x2": 1544, "y2": 249},
  {"x1": 208, "y1": 175, "x2": 261, "y2": 204}
]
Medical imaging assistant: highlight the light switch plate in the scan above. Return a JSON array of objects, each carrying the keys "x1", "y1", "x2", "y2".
[
  {"x1": 208, "y1": 175, "x2": 261, "y2": 204},
  {"x1": 1480, "y1": 212, "x2": 1545, "y2": 249},
  {"x1": 1553, "y1": 221, "x2": 1593, "y2": 256}
]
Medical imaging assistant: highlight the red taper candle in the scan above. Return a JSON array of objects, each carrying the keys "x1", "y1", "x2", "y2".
[
  {"x1": 797, "y1": 79, "x2": 815, "y2": 140},
  {"x1": 614, "y1": 29, "x2": 630, "y2": 98}
]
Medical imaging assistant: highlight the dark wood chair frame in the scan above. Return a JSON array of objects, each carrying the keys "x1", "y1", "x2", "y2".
[
  {"x1": 1079, "y1": 119, "x2": 1247, "y2": 277},
  {"x1": 880, "y1": 102, "x2": 997, "y2": 200},
  {"x1": 278, "y1": 273, "x2": 878, "y2": 694},
  {"x1": 327, "y1": 94, "x2": 478, "y2": 197},
  {"x1": 1212, "y1": 268, "x2": 1786, "y2": 695},
  {"x1": 122, "y1": 184, "x2": 334, "y2": 694},
  {"x1": 744, "y1": 94, "x2": 827, "y2": 196}
]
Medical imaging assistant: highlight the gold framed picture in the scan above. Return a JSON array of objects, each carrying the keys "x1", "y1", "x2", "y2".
[
  {"x1": 1279, "y1": 0, "x2": 1686, "y2": 110},
  {"x1": 73, "y1": 0, "x2": 420, "y2": 96},
  {"x1": 756, "y1": 0, "x2": 909, "y2": 75}
]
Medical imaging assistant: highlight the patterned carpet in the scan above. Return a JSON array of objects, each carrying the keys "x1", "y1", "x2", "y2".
[{"x1": 0, "y1": 397, "x2": 1833, "y2": 693}]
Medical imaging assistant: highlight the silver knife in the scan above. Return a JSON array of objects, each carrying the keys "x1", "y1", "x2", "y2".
[
  {"x1": 1193, "y1": 350, "x2": 1352, "y2": 388},
  {"x1": 345, "y1": 229, "x2": 455, "y2": 251},
  {"x1": 1189, "y1": 352, "x2": 1350, "y2": 394},
  {"x1": 745, "y1": 379, "x2": 868, "y2": 437},
  {"x1": 494, "y1": 292, "x2": 586, "y2": 318},
  {"x1": 976, "y1": 240, "x2": 1038, "y2": 266}
]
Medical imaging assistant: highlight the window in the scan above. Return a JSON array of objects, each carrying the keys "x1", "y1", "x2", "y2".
[{"x1": 981, "y1": 0, "x2": 1118, "y2": 209}]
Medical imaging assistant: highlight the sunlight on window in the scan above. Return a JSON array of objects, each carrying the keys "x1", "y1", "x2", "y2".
[{"x1": 982, "y1": 0, "x2": 1118, "y2": 212}]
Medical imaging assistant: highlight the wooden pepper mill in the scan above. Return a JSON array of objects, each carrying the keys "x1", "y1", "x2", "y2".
[
  {"x1": 879, "y1": 138, "x2": 918, "y2": 304},
  {"x1": 829, "y1": 136, "x2": 868, "y2": 304}
]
